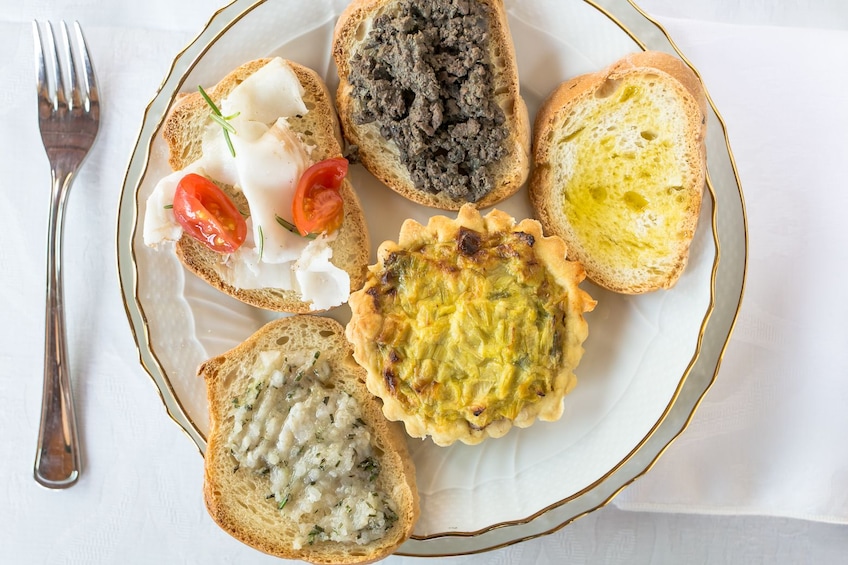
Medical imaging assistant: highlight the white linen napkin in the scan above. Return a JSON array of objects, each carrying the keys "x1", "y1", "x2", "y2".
[{"x1": 611, "y1": 16, "x2": 848, "y2": 523}]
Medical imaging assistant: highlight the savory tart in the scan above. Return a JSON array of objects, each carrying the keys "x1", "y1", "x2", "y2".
[{"x1": 346, "y1": 205, "x2": 595, "y2": 446}]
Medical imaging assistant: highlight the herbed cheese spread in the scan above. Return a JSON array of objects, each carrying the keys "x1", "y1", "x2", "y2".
[{"x1": 227, "y1": 349, "x2": 398, "y2": 549}]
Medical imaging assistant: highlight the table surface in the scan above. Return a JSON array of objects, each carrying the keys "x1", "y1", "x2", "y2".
[{"x1": 2, "y1": 0, "x2": 848, "y2": 563}]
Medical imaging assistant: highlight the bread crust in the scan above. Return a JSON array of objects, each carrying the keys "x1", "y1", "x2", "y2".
[
  {"x1": 530, "y1": 51, "x2": 707, "y2": 293},
  {"x1": 162, "y1": 58, "x2": 370, "y2": 312},
  {"x1": 332, "y1": 0, "x2": 530, "y2": 210},
  {"x1": 201, "y1": 315, "x2": 419, "y2": 564}
]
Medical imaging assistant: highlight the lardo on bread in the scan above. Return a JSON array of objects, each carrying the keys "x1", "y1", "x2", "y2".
[
  {"x1": 332, "y1": 0, "x2": 530, "y2": 210},
  {"x1": 142, "y1": 57, "x2": 370, "y2": 312},
  {"x1": 200, "y1": 315, "x2": 419, "y2": 564},
  {"x1": 530, "y1": 50, "x2": 707, "y2": 293}
]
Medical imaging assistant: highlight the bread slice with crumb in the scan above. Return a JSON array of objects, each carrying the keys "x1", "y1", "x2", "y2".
[
  {"x1": 160, "y1": 58, "x2": 370, "y2": 312},
  {"x1": 332, "y1": 0, "x2": 530, "y2": 210},
  {"x1": 200, "y1": 315, "x2": 419, "y2": 564},
  {"x1": 530, "y1": 51, "x2": 707, "y2": 293}
]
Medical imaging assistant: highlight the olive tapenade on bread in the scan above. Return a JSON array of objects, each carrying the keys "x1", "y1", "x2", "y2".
[{"x1": 332, "y1": 0, "x2": 530, "y2": 210}]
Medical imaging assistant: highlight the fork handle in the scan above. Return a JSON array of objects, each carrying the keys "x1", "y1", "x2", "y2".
[{"x1": 34, "y1": 167, "x2": 81, "y2": 489}]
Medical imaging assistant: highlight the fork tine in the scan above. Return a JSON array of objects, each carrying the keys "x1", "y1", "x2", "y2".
[
  {"x1": 73, "y1": 21, "x2": 98, "y2": 108},
  {"x1": 32, "y1": 22, "x2": 51, "y2": 107},
  {"x1": 44, "y1": 22, "x2": 67, "y2": 109},
  {"x1": 40, "y1": 21, "x2": 67, "y2": 109},
  {"x1": 60, "y1": 21, "x2": 82, "y2": 111}
]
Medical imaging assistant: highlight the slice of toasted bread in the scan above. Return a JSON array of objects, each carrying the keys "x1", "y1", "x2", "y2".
[
  {"x1": 200, "y1": 315, "x2": 419, "y2": 564},
  {"x1": 163, "y1": 58, "x2": 370, "y2": 312},
  {"x1": 332, "y1": 0, "x2": 530, "y2": 210},
  {"x1": 530, "y1": 51, "x2": 707, "y2": 293}
]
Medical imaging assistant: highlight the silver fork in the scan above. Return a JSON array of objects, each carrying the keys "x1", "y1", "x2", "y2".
[{"x1": 32, "y1": 21, "x2": 100, "y2": 489}]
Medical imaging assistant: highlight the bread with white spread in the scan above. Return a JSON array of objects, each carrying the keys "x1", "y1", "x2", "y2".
[
  {"x1": 332, "y1": 0, "x2": 530, "y2": 210},
  {"x1": 145, "y1": 58, "x2": 370, "y2": 312},
  {"x1": 200, "y1": 315, "x2": 419, "y2": 564},
  {"x1": 530, "y1": 51, "x2": 707, "y2": 293}
]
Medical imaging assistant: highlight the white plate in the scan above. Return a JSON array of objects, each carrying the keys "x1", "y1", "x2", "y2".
[{"x1": 117, "y1": 0, "x2": 747, "y2": 556}]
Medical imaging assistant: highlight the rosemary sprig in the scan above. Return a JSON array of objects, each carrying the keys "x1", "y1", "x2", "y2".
[
  {"x1": 307, "y1": 525, "x2": 325, "y2": 545},
  {"x1": 278, "y1": 494, "x2": 289, "y2": 510},
  {"x1": 209, "y1": 112, "x2": 237, "y2": 133},
  {"x1": 198, "y1": 85, "x2": 238, "y2": 157},
  {"x1": 257, "y1": 224, "x2": 265, "y2": 262},
  {"x1": 275, "y1": 214, "x2": 318, "y2": 240}
]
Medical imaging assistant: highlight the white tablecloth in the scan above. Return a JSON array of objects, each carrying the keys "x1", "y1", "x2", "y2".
[{"x1": 2, "y1": 0, "x2": 848, "y2": 563}]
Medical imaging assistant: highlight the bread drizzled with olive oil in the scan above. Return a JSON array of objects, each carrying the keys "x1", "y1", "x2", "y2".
[
  {"x1": 143, "y1": 58, "x2": 369, "y2": 312},
  {"x1": 530, "y1": 51, "x2": 707, "y2": 293}
]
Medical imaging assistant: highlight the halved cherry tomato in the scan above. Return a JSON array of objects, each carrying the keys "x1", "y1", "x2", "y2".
[
  {"x1": 291, "y1": 157, "x2": 348, "y2": 236},
  {"x1": 172, "y1": 173, "x2": 247, "y2": 253}
]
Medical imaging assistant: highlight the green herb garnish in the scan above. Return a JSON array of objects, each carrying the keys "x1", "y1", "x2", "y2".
[
  {"x1": 209, "y1": 112, "x2": 237, "y2": 133},
  {"x1": 358, "y1": 457, "x2": 380, "y2": 481},
  {"x1": 384, "y1": 505, "x2": 398, "y2": 527},
  {"x1": 307, "y1": 525, "x2": 325, "y2": 545},
  {"x1": 163, "y1": 204, "x2": 173, "y2": 209},
  {"x1": 257, "y1": 224, "x2": 265, "y2": 262},
  {"x1": 275, "y1": 214, "x2": 318, "y2": 240},
  {"x1": 198, "y1": 85, "x2": 238, "y2": 157},
  {"x1": 278, "y1": 494, "x2": 289, "y2": 510}
]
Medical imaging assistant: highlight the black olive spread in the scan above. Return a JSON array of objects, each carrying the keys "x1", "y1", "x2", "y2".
[{"x1": 348, "y1": 0, "x2": 509, "y2": 202}]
